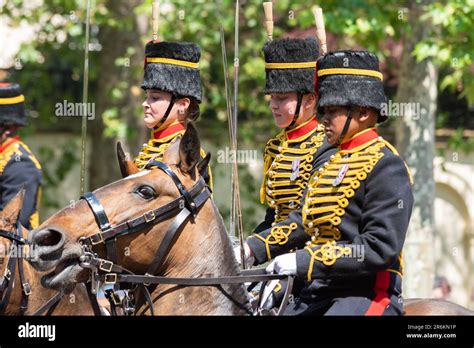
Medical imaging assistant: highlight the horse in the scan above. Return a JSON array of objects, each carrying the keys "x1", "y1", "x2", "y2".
[
  {"x1": 27, "y1": 123, "x2": 250, "y2": 315},
  {"x1": 26, "y1": 123, "x2": 473, "y2": 316},
  {"x1": 0, "y1": 189, "x2": 99, "y2": 315}
]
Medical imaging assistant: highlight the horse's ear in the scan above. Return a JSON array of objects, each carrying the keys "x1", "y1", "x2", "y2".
[
  {"x1": 1, "y1": 188, "x2": 25, "y2": 224},
  {"x1": 117, "y1": 142, "x2": 139, "y2": 178},
  {"x1": 197, "y1": 152, "x2": 211, "y2": 177},
  {"x1": 178, "y1": 122, "x2": 202, "y2": 174}
]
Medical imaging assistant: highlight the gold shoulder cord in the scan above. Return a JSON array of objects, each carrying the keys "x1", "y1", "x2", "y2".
[
  {"x1": 20, "y1": 141, "x2": 42, "y2": 170},
  {"x1": 302, "y1": 139, "x2": 386, "y2": 280},
  {"x1": 382, "y1": 138, "x2": 414, "y2": 186},
  {"x1": 0, "y1": 140, "x2": 42, "y2": 173}
]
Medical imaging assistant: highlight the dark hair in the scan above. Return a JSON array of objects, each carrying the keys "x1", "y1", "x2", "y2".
[{"x1": 186, "y1": 97, "x2": 200, "y2": 121}]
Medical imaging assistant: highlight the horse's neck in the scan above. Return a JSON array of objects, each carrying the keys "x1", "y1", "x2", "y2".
[{"x1": 147, "y1": 201, "x2": 250, "y2": 315}]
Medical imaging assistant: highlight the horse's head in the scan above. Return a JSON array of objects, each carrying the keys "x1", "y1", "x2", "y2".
[{"x1": 28, "y1": 122, "x2": 213, "y2": 294}]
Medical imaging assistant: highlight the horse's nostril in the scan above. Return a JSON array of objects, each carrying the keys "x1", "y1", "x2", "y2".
[{"x1": 34, "y1": 229, "x2": 64, "y2": 247}]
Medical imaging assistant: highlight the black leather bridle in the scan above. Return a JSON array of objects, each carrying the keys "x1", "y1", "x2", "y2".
[
  {"x1": 78, "y1": 160, "x2": 292, "y2": 316},
  {"x1": 79, "y1": 160, "x2": 209, "y2": 273},
  {"x1": 0, "y1": 220, "x2": 101, "y2": 316}
]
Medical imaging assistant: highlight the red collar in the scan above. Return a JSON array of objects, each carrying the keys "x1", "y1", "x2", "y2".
[
  {"x1": 0, "y1": 136, "x2": 19, "y2": 153},
  {"x1": 340, "y1": 128, "x2": 379, "y2": 150},
  {"x1": 152, "y1": 123, "x2": 185, "y2": 140},
  {"x1": 287, "y1": 118, "x2": 319, "y2": 140}
]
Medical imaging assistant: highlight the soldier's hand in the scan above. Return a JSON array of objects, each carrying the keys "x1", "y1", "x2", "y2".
[
  {"x1": 266, "y1": 253, "x2": 297, "y2": 276},
  {"x1": 233, "y1": 242, "x2": 255, "y2": 267}
]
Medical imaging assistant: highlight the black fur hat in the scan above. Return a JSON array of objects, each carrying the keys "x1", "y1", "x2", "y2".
[
  {"x1": 317, "y1": 50, "x2": 387, "y2": 123},
  {"x1": 263, "y1": 38, "x2": 319, "y2": 94},
  {"x1": 0, "y1": 83, "x2": 27, "y2": 126},
  {"x1": 141, "y1": 41, "x2": 202, "y2": 102}
]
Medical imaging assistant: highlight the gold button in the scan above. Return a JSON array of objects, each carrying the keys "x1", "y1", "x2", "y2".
[{"x1": 308, "y1": 222, "x2": 313, "y2": 228}]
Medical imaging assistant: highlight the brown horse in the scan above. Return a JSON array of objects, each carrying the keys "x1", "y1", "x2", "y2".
[
  {"x1": 0, "y1": 189, "x2": 97, "y2": 315},
  {"x1": 26, "y1": 123, "x2": 472, "y2": 316},
  {"x1": 28, "y1": 123, "x2": 250, "y2": 315}
]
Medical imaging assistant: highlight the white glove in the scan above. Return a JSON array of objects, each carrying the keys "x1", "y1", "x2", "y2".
[
  {"x1": 233, "y1": 242, "x2": 255, "y2": 267},
  {"x1": 266, "y1": 253, "x2": 297, "y2": 276}
]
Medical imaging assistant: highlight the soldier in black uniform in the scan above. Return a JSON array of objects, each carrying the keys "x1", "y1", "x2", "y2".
[
  {"x1": 246, "y1": 51, "x2": 414, "y2": 315},
  {"x1": 0, "y1": 83, "x2": 42, "y2": 230},
  {"x1": 235, "y1": 37, "x2": 336, "y2": 269}
]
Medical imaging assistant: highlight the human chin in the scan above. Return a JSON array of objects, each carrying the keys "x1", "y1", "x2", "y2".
[
  {"x1": 143, "y1": 114, "x2": 160, "y2": 128},
  {"x1": 273, "y1": 114, "x2": 291, "y2": 129},
  {"x1": 324, "y1": 128, "x2": 338, "y2": 144}
]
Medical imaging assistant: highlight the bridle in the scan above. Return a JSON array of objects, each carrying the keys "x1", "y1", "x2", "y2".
[
  {"x1": 0, "y1": 220, "x2": 102, "y2": 316},
  {"x1": 78, "y1": 160, "x2": 292, "y2": 316},
  {"x1": 0, "y1": 220, "x2": 30, "y2": 314}
]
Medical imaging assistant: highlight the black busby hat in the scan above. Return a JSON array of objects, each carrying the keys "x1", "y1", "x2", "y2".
[
  {"x1": 317, "y1": 50, "x2": 387, "y2": 122},
  {"x1": 0, "y1": 83, "x2": 27, "y2": 126},
  {"x1": 141, "y1": 41, "x2": 202, "y2": 103},
  {"x1": 263, "y1": 37, "x2": 319, "y2": 94}
]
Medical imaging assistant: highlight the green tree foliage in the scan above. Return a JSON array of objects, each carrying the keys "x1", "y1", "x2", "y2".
[{"x1": 2, "y1": 0, "x2": 472, "y2": 231}]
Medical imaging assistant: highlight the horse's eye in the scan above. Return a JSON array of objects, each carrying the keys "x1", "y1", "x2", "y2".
[{"x1": 135, "y1": 185, "x2": 157, "y2": 200}]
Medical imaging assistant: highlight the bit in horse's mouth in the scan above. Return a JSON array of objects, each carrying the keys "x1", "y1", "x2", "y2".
[{"x1": 41, "y1": 256, "x2": 87, "y2": 293}]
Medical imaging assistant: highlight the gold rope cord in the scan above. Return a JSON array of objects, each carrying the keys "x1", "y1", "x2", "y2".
[
  {"x1": 134, "y1": 131, "x2": 185, "y2": 170},
  {"x1": 301, "y1": 140, "x2": 387, "y2": 274},
  {"x1": 254, "y1": 222, "x2": 298, "y2": 260},
  {"x1": 260, "y1": 124, "x2": 325, "y2": 223}
]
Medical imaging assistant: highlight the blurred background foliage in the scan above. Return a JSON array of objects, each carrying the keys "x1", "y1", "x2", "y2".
[{"x1": 1, "y1": 0, "x2": 473, "y2": 234}]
